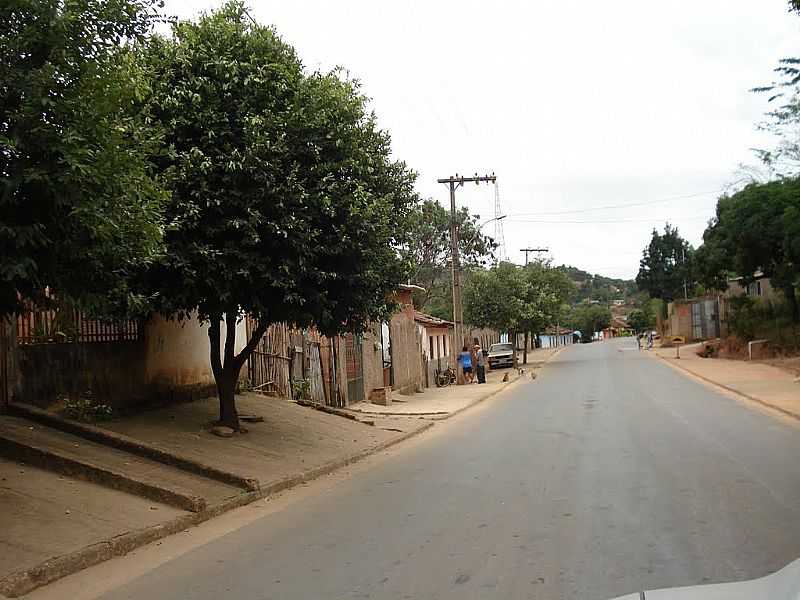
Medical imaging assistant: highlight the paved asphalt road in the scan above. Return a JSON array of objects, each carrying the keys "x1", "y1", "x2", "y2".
[{"x1": 100, "y1": 339, "x2": 800, "y2": 600}]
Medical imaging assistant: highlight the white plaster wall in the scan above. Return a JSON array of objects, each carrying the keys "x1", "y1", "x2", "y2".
[{"x1": 144, "y1": 313, "x2": 248, "y2": 387}]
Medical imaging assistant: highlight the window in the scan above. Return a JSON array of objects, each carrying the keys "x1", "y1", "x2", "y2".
[{"x1": 747, "y1": 281, "x2": 762, "y2": 297}]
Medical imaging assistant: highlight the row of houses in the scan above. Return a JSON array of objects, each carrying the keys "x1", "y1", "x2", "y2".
[{"x1": 0, "y1": 286, "x2": 506, "y2": 413}]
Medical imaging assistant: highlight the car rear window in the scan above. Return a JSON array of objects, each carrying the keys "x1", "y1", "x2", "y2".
[{"x1": 490, "y1": 343, "x2": 513, "y2": 353}]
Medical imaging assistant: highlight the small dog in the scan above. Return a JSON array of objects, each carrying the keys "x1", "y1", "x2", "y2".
[{"x1": 502, "y1": 372, "x2": 509, "y2": 382}]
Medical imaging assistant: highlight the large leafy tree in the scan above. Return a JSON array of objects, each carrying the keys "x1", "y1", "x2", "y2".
[
  {"x1": 519, "y1": 261, "x2": 575, "y2": 359},
  {"x1": 565, "y1": 304, "x2": 612, "y2": 341},
  {"x1": 636, "y1": 224, "x2": 694, "y2": 302},
  {"x1": 626, "y1": 309, "x2": 650, "y2": 333},
  {"x1": 463, "y1": 261, "x2": 572, "y2": 365},
  {"x1": 401, "y1": 199, "x2": 494, "y2": 317},
  {"x1": 141, "y1": 2, "x2": 417, "y2": 430},
  {"x1": 463, "y1": 262, "x2": 528, "y2": 365},
  {"x1": 697, "y1": 180, "x2": 800, "y2": 322},
  {"x1": 1, "y1": 0, "x2": 166, "y2": 317}
]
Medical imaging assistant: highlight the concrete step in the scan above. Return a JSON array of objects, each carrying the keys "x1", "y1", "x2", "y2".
[{"x1": 0, "y1": 416, "x2": 242, "y2": 512}]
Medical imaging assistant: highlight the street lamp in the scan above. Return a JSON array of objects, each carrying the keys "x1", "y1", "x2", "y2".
[{"x1": 477, "y1": 214, "x2": 506, "y2": 231}]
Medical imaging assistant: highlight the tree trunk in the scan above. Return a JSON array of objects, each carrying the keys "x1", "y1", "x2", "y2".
[
  {"x1": 523, "y1": 331, "x2": 528, "y2": 364},
  {"x1": 511, "y1": 331, "x2": 518, "y2": 368},
  {"x1": 216, "y1": 366, "x2": 239, "y2": 429},
  {"x1": 207, "y1": 312, "x2": 270, "y2": 432}
]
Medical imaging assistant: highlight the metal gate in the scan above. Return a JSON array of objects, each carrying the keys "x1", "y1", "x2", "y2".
[
  {"x1": 691, "y1": 299, "x2": 720, "y2": 341},
  {"x1": 345, "y1": 334, "x2": 364, "y2": 404}
]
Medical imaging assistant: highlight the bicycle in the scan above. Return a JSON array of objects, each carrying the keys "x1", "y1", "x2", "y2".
[{"x1": 435, "y1": 366, "x2": 457, "y2": 387}]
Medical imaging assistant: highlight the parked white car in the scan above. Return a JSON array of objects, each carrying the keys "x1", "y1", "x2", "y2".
[
  {"x1": 611, "y1": 557, "x2": 800, "y2": 599},
  {"x1": 487, "y1": 342, "x2": 514, "y2": 369}
]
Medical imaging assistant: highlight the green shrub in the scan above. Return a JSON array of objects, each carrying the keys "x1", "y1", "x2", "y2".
[
  {"x1": 291, "y1": 378, "x2": 310, "y2": 401},
  {"x1": 728, "y1": 295, "x2": 800, "y2": 351},
  {"x1": 63, "y1": 391, "x2": 114, "y2": 423}
]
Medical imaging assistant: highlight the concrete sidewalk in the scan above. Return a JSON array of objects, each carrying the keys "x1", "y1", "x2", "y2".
[
  {"x1": 0, "y1": 394, "x2": 432, "y2": 596},
  {"x1": 653, "y1": 343, "x2": 800, "y2": 420},
  {"x1": 0, "y1": 457, "x2": 185, "y2": 588},
  {"x1": 344, "y1": 346, "x2": 561, "y2": 418},
  {"x1": 99, "y1": 393, "x2": 429, "y2": 486}
]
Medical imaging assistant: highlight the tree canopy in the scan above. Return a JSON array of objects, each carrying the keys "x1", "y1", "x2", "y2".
[
  {"x1": 519, "y1": 261, "x2": 575, "y2": 336},
  {"x1": 1, "y1": 0, "x2": 166, "y2": 317},
  {"x1": 463, "y1": 262, "x2": 528, "y2": 335},
  {"x1": 140, "y1": 2, "x2": 418, "y2": 428},
  {"x1": 463, "y1": 260, "x2": 575, "y2": 346},
  {"x1": 401, "y1": 199, "x2": 495, "y2": 318},
  {"x1": 626, "y1": 309, "x2": 650, "y2": 333},
  {"x1": 636, "y1": 224, "x2": 694, "y2": 302},
  {"x1": 749, "y1": 2, "x2": 800, "y2": 175},
  {"x1": 696, "y1": 180, "x2": 800, "y2": 322},
  {"x1": 565, "y1": 304, "x2": 612, "y2": 341}
]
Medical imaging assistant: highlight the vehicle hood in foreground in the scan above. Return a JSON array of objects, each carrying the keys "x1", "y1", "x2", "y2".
[{"x1": 610, "y1": 557, "x2": 800, "y2": 600}]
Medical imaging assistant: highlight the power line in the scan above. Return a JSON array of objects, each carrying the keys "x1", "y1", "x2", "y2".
[
  {"x1": 509, "y1": 189, "x2": 722, "y2": 217},
  {"x1": 507, "y1": 214, "x2": 712, "y2": 225}
]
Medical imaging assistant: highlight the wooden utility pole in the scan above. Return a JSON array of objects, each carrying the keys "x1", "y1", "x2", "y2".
[
  {"x1": 437, "y1": 173, "x2": 496, "y2": 384},
  {"x1": 520, "y1": 247, "x2": 548, "y2": 266}
]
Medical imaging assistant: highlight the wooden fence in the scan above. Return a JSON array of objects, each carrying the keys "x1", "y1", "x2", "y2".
[
  {"x1": 246, "y1": 321, "x2": 345, "y2": 406},
  {"x1": 16, "y1": 300, "x2": 139, "y2": 345},
  {"x1": 246, "y1": 320, "x2": 292, "y2": 399}
]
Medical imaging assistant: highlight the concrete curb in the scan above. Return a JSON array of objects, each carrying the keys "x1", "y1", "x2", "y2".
[
  {"x1": 652, "y1": 353, "x2": 800, "y2": 423},
  {"x1": 0, "y1": 420, "x2": 434, "y2": 598},
  {"x1": 0, "y1": 435, "x2": 206, "y2": 513},
  {"x1": 8, "y1": 403, "x2": 259, "y2": 492}
]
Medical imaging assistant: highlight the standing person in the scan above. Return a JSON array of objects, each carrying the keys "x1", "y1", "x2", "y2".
[
  {"x1": 458, "y1": 345, "x2": 474, "y2": 383},
  {"x1": 474, "y1": 343, "x2": 487, "y2": 384},
  {"x1": 647, "y1": 330, "x2": 654, "y2": 349},
  {"x1": 636, "y1": 332, "x2": 642, "y2": 350}
]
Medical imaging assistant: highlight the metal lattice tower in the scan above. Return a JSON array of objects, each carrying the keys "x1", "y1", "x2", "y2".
[{"x1": 493, "y1": 182, "x2": 506, "y2": 261}]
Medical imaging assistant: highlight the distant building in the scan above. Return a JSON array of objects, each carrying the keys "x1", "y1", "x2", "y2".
[{"x1": 725, "y1": 272, "x2": 774, "y2": 300}]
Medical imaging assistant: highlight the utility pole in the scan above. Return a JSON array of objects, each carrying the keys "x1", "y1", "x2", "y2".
[
  {"x1": 520, "y1": 247, "x2": 548, "y2": 266},
  {"x1": 438, "y1": 173, "x2": 496, "y2": 384},
  {"x1": 682, "y1": 248, "x2": 688, "y2": 300}
]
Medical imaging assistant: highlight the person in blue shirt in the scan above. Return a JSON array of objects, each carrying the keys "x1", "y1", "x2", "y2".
[{"x1": 458, "y1": 345, "x2": 474, "y2": 383}]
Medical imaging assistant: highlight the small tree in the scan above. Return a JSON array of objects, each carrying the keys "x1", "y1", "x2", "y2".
[
  {"x1": 1, "y1": 0, "x2": 166, "y2": 317},
  {"x1": 636, "y1": 224, "x2": 694, "y2": 303},
  {"x1": 141, "y1": 3, "x2": 417, "y2": 430}
]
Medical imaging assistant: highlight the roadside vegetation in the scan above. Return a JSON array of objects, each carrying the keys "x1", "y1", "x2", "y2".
[
  {"x1": 2, "y1": 1, "x2": 418, "y2": 431},
  {"x1": 633, "y1": 3, "x2": 800, "y2": 354}
]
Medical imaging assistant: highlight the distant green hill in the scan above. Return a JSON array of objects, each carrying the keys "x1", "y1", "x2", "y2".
[{"x1": 557, "y1": 265, "x2": 638, "y2": 304}]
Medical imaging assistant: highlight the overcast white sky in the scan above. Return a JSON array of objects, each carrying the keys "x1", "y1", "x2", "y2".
[{"x1": 165, "y1": 0, "x2": 799, "y2": 279}]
